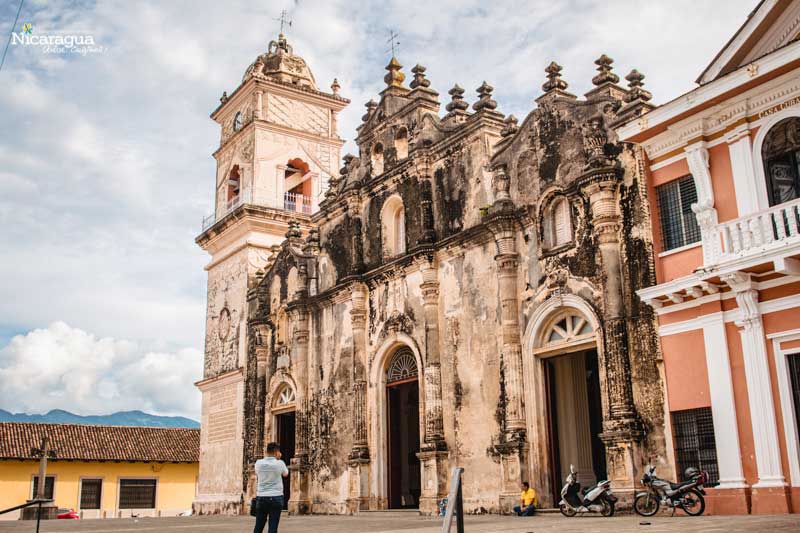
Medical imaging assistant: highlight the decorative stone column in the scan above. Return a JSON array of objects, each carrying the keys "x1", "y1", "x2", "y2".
[
  {"x1": 416, "y1": 257, "x2": 448, "y2": 515},
  {"x1": 288, "y1": 304, "x2": 311, "y2": 515},
  {"x1": 580, "y1": 168, "x2": 642, "y2": 494},
  {"x1": 254, "y1": 321, "x2": 272, "y2": 459},
  {"x1": 418, "y1": 179, "x2": 437, "y2": 245},
  {"x1": 486, "y1": 175, "x2": 527, "y2": 512},
  {"x1": 346, "y1": 196, "x2": 365, "y2": 274},
  {"x1": 347, "y1": 283, "x2": 370, "y2": 513},
  {"x1": 721, "y1": 272, "x2": 787, "y2": 512}
]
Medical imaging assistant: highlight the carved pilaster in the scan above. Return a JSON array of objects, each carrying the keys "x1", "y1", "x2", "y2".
[
  {"x1": 254, "y1": 90, "x2": 263, "y2": 120},
  {"x1": 722, "y1": 272, "x2": 786, "y2": 489},
  {"x1": 486, "y1": 214, "x2": 526, "y2": 443},
  {"x1": 417, "y1": 450, "x2": 449, "y2": 515},
  {"x1": 288, "y1": 305, "x2": 311, "y2": 515},
  {"x1": 692, "y1": 204, "x2": 721, "y2": 265},
  {"x1": 347, "y1": 283, "x2": 370, "y2": 512},
  {"x1": 418, "y1": 179, "x2": 437, "y2": 244},
  {"x1": 418, "y1": 257, "x2": 446, "y2": 448},
  {"x1": 580, "y1": 168, "x2": 642, "y2": 493}
]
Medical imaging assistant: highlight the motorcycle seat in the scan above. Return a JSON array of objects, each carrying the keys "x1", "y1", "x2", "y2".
[{"x1": 669, "y1": 480, "x2": 695, "y2": 491}]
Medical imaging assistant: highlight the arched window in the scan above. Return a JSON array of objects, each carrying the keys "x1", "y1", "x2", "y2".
[
  {"x1": 395, "y1": 128, "x2": 409, "y2": 160},
  {"x1": 538, "y1": 311, "x2": 595, "y2": 353},
  {"x1": 372, "y1": 143, "x2": 385, "y2": 176},
  {"x1": 386, "y1": 348, "x2": 418, "y2": 384},
  {"x1": 273, "y1": 385, "x2": 296, "y2": 411},
  {"x1": 381, "y1": 195, "x2": 405, "y2": 257},
  {"x1": 284, "y1": 158, "x2": 312, "y2": 213},
  {"x1": 226, "y1": 165, "x2": 241, "y2": 203},
  {"x1": 762, "y1": 116, "x2": 800, "y2": 206},
  {"x1": 542, "y1": 196, "x2": 572, "y2": 249}
]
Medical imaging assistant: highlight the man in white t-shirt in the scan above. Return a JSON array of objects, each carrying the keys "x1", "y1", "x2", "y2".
[{"x1": 253, "y1": 442, "x2": 289, "y2": 533}]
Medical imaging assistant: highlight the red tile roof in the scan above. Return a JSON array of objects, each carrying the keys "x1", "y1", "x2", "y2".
[{"x1": 0, "y1": 423, "x2": 199, "y2": 463}]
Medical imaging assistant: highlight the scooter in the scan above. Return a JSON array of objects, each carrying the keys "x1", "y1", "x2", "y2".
[{"x1": 559, "y1": 464, "x2": 617, "y2": 517}]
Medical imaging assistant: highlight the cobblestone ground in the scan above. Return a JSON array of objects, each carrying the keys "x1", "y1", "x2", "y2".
[{"x1": 1, "y1": 512, "x2": 799, "y2": 532}]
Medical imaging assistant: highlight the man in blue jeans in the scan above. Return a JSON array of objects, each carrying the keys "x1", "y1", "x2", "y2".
[{"x1": 254, "y1": 442, "x2": 289, "y2": 533}]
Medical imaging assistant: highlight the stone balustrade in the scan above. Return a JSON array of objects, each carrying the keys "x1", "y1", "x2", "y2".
[{"x1": 708, "y1": 197, "x2": 800, "y2": 265}]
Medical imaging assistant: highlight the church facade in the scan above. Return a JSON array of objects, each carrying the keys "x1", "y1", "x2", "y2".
[{"x1": 193, "y1": 30, "x2": 671, "y2": 516}]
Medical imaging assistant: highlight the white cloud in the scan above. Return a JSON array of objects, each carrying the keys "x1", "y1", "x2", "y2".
[{"x1": 0, "y1": 322, "x2": 201, "y2": 418}]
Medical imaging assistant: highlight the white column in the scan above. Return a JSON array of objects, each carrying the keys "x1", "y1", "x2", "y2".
[
  {"x1": 722, "y1": 272, "x2": 786, "y2": 488},
  {"x1": 701, "y1": 313, "x2": 747, "y2": 488},
  {"x1": 726, "y1": 123, "x2": 759, "y2": 217}
]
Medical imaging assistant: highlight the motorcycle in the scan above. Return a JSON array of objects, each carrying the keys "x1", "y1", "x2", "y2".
[
  {"x1": 559, "y1": 464, "x2": 617, "y2": 517},
  {"x1": 634, "y1": 465, "x2": 708, "y2": 516}
]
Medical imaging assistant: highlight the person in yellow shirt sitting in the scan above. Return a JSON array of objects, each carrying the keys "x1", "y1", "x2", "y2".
[{"x1": 513, "y1": 481, "x2": 538, "y2": 516}]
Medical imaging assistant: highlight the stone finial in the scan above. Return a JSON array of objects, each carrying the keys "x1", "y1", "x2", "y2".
[
  {"x1": 410, "y1": 64, "x2": 431, "y2": 89},
  {"x1": 473, "y1": 81, "x2": 498, "y2": 111},
  {"x1": 220, "y1": 91, "x2": 228, "y2": 104},
  {"x1": 542, "y1": 61, "x2": 568, "y2": 92},
  {"x1": 446, "y1": 84, "x2": 469, "y2": 113},
  {"x1": 501, "y1": 114, "x2": 519, "y2": 137},
  {"x1": 384, "y1": 57, "x2": 406, "y2": 88},
  {"x1": 306, "y1": 228, "x2": 320, "y2": 247},
  {"x1": 361, "y1": 99, "x2": 378, "y2": 122},
  {"x1": 592, "y1": 54, "x2": 619, "y2": 86},
  {"x1": 331, "y1": 78, "x2": 341, "y2": 95},
  {"x1": 286, "y1": 220, "x2": 302, "y2": 240},
  {"x1": 624, "y1": 69, "x2": 653, "y2": 103}
]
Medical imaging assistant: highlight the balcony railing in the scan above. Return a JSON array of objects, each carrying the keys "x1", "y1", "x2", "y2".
[
  {"x1": 709, "y1": 197, "x2": 800, "y2": 264},
  {"x1": 283, "y1": 191, "x2": 313, "y2": 214},
  {"x1": 201, "y1": 189, "x2": 314, "y2": 232}
]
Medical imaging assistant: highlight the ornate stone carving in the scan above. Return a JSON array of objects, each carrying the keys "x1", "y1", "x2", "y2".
[
  {"x1": 473, "y1": 81, "x2": 498, "y2": 111},
  {"x1": 624, "y1": 69, "x2": 652, "y2": 103},
  {"x1": 410, "y1": 64, "x2": 431, "y2": 89},
  {"x1": 445, "y1": 84, "x2": 469, "y2": 113},
  {"x1": 384, "y1": 57, "x2": 405, "y2": 88},
  {"x1": 501, "y1": 115, "x2": 519, "y2": 137},
  {"x1": 592, "y1": 54, "x2": 619, "y2": 85},
  {"x1": 542, "y1": 61, "x2": 568, "y2": 92},
  {"x1": 582, "y1": 116, "x2": 611, "y2": 168}
]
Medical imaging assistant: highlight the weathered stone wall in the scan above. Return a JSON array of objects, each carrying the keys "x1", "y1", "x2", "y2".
[{"x1": 236, "y1": 58, "x2": 666, "y2": 515}]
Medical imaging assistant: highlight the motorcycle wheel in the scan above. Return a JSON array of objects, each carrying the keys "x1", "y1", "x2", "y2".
[
  {"x1": 559, "y1": 503, "x2": 577, "y2": 517},
  {"x1": 680, "y1": 489, "x2": 706, "y2": 516},
  {"x1": 634, "y1": 493, "x2": 659, "y2": 517},
  {"x1": 600, "y1": 497, "x2": 615, "y2": 517}
]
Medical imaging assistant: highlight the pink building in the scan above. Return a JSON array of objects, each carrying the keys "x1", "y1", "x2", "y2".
[{"x1": 617, "y1": 0, "x2": 800, "y2": 515}]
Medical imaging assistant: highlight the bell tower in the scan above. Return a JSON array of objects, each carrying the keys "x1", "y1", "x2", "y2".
[{"x1": 193, "y1": 33, "x2": 348, "y2": 515}]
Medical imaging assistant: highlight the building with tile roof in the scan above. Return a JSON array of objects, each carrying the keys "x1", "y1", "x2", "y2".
[{"x1": 0, "y1": 423, "x2": 199, "y2": 520}]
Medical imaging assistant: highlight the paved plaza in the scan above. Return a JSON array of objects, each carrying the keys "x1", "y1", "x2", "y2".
[{"x1": 1, "y1": 512, "x2": 799, "y2": 532}]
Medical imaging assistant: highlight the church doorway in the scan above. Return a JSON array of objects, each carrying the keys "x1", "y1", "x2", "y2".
[
  {"x1": 272, "y1": 385, "x2": 296, "y2": 510},
  {"x1": 544, "y1": 347, "x2": 606, "y2": 503},
  {"x1": 385, "y1": 348, "x2": 421, "y2": 509}
]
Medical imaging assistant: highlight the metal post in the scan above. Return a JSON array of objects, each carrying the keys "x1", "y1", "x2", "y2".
[
  {"x1": 36, "y1": 501, "x2": 41, "y2": 533},
  {"x1": 455, "y1": 480, "x2": 464, "y2": 533},
  {"x1": 441, "y1": 467, "x2": 464, "y2": 533}
]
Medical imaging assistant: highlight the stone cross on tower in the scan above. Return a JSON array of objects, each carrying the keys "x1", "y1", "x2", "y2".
[
  {"x1": 274, "y1": 9, "x2": 292, "y2": 34},
  {"x1": 31, "y1": 435, "x2": 57, "y2": 499},
  {"x1": 386, "y1": 30, "x2": 400, "y2": 57}
]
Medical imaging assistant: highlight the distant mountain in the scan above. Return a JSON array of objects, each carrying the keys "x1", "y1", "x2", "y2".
[{"x1": 0, "y1": 409, "x2": 199, "y2": 428}]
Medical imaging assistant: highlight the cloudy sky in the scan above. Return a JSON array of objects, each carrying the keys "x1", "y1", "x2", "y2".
[{"x1": 0, "y1": 0, "x2": 755, "y2": 419}]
